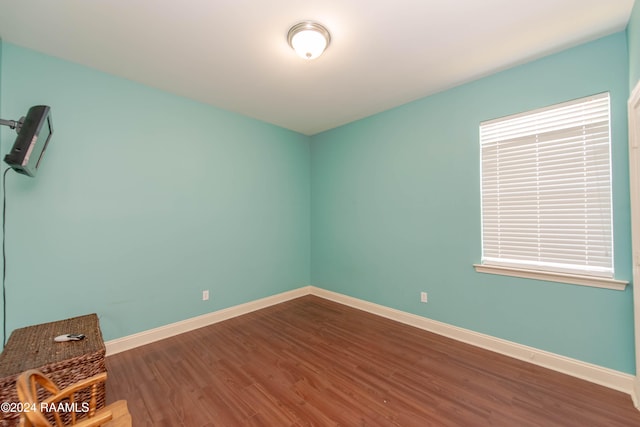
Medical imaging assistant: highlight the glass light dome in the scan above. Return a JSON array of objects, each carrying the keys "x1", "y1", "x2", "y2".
[{"x1": 287, "y1": 22, "x2": 331, "y2": 60}]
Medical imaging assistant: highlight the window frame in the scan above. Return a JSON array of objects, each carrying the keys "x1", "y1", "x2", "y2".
[{"x1": 474, "y1": 93, "x2": 627, "y2": 290}]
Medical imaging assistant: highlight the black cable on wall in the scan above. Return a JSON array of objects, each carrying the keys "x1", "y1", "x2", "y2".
[{"x1": 2, "y1": 167, "x2": 11, "y2": 346}]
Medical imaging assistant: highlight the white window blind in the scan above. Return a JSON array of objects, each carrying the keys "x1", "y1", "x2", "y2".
[{"x1": 479, "y1": 92, "x2": 614, "y2": 278}]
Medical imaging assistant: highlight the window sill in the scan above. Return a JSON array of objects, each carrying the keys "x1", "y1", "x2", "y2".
[{"x1": 473, "y1": 264, "x2": 628, "y2": 290}]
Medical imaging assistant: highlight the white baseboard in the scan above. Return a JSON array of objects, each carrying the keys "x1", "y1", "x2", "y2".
[
  {"x1": 308, "y1": 287, "x2": 635, "y2": 396},
  {"x1": 105, "y1": 286, "x2": 312, "y2": 356},
  {"x1": 106, "y1": 285, "x2": 635, "y2": 398}
]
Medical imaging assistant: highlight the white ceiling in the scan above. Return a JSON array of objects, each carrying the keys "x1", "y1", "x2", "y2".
[{"x1": 0, "y1": 0, "x2": 635, "y2": 135}]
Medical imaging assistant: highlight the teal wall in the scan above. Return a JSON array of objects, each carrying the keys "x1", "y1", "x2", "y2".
[
  {"x1": 0, "y1": 43, "x2": 311, "y2": 346},
  {"x1": 311, "y1": 32, "x2": 634, "y2": 373},
  {"x1": 0, "y1": 29, "x2": 636, "y2": 375},
  {"x1": 629, "y1": 0, "x2": 640, "y2": 90}
]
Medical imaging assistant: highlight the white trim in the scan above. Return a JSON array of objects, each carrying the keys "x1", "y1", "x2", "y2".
[
  {"x1": 628, "y1": 78, "x2": 640, "y2": 409},
  {"x1": 473, "y1": 264, "x2": 628, "y2": 290},
  {"x1": 105, "y1": 285, "x2": 635, "y2": 398},
  {"x1": 105, "y1": 286, "x2": 312, "y2": 355},
  {"x1": 308, "y1": 286, "x2": 635, "y2": 395}
]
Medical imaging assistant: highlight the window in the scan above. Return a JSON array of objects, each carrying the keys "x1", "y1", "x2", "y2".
[{"x1": 475, "y1": 93, "x2": 626, "y2": 289}]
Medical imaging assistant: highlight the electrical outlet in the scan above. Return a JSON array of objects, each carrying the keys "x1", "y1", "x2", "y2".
[
  {"x1": 420, "y1": 292, "x2": 428, "y2": 303},
  {"x1": 202, "y1": 290, "x2": 209, "y2": 301}
]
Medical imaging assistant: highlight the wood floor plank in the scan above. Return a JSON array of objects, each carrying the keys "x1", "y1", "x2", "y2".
[{"x1": 105, "y1": 295, "x2": 640, "y2": 426}]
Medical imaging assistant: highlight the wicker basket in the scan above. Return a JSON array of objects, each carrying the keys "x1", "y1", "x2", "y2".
[{"x1": 0, "y1": 314, "x2": 106, "y2": 426}]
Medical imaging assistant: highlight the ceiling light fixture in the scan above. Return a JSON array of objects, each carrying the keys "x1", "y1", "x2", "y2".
[{"x1": 287, "y1": 21, "x2": 331, "y2": 60}]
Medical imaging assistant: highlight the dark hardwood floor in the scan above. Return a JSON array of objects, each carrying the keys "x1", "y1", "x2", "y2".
[{"x1": 105, "y1": 295, "x2": 640, "y2": 426}]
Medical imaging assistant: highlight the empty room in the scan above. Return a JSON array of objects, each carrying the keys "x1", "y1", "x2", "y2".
[{"x1": 1, "y1": 1, "x2": 640, "y2": 426}]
